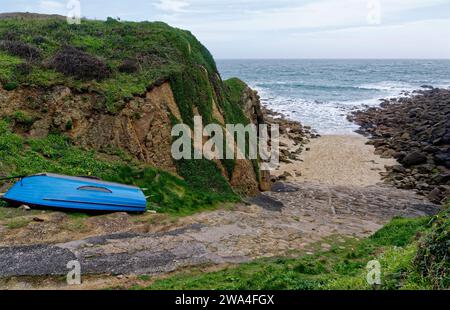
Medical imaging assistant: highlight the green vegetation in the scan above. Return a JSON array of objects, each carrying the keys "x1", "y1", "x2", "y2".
[
  {"x1": 64, "y1": 213, "x2": 89, "y2": 232},
  {"x1": 0, "y1": 16, "x2": 247, "y2": 211},
  {"x1": 0, "y1": 120, "x2": 237, "y2": 215},
  {"x1": 219, "y1": 78, "x2": 261, "y2": 180},
  {"x1": 222, "y1": 78, "x2": 250, "y2": 126},
  {"x1": 11, "y1": 110, "x2": 36, "y2": 128},
  {"x1": 0, "y1": 15, "x2": 258, "y2": 190},
  {"x1": 170, "y1": 66, "x2": 214, "y2": 127},
  {"x1": 415, "y1": 204, "x2": 449, "y2": 289},
  {"x1": 0, "y1": 52, "x2": 22, "y2": 83},
  {"x1": 0, "y1": 203, "x2": 39, "y2": 219},
  {"x1": 0, "y1": 17, "x2": 218, "y2": 114},
  {"x1": 135, "y1": 210, "x2": 449, "y2": 290},
  {"x1": 6, "y1": 217, "x2": 30, "y2": 229},
  {"x1": 223, "y1": 78, "x2": 246, "y2": 109},
  {"x1": 108, "y1": 165, "x2": 238, "y2": 216}
]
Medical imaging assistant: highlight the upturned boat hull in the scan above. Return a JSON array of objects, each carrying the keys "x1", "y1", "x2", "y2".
[{"x1": 2, "y1": 173, "x2": 147, "y2": 212}]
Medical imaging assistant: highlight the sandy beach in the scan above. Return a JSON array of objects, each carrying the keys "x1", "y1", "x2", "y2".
[{"x1": 274, "y1": 134, "x2": 398, "y2": 187}]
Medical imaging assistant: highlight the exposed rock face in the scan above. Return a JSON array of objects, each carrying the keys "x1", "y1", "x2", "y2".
[
  {"x1": 349, "y1": 88, "x2": 450, "y2": 203},
  {"x1": 230, "y1": 159, "x2": 259, "y2": 196},
  {"x1": 231, "y1": 85, "x2": 271, "y2": 193},
  {"x1": 0, "y1": 82, "x2": 180, "y2": 173},
  {"x1": 0, "y1": 81, "x2": 269, "y2": 194},
  {"x1": 235, "y1": 86, "x2": 316, "y2": 191},
  {"x1": 262, "y1": 107, "x2": 315, "y2": 183},
  {"x1": 240, "y1": 86, "x2": 265, "y2": 126}
]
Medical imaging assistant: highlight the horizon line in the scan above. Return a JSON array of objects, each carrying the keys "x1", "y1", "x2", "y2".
[{"x1": 215, "y1": 58, "x2": 450, "y2": 61}]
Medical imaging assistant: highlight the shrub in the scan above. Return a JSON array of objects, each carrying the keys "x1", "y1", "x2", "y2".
[
  {"x1": 3, "y1": 81, "x2": 18, "y2": 91},
  {"x1": 7, "y1": 217, "x2": 30, "y2": 229},
  {"x1": 0, "y1": 40, "x2": 41, "y2": 61},
  {"x1": 49, "y1": 46, "x2": 111, "y2": 81},
  {"x1": 32, "y1": 36, "x2": 47, "y2": 45},
  {"x1": 106, "y1": 17, "x2": 121, "y2": 25},
  {"x1": 118, "y1": 58, "x2": 139, "y2": 73},
  {"x1": 1, "y1": 30, "x2": 19, "y2": 41},
  {"x1": 65, "y1": 119, "x2": 73, "y2": 131},
  {"x1": 176, "y1": 157, "x2": 237, "y2": 201},
  {"x1": 415, "y1": 206, "x2": 449, "y2": 289},
  {"x1": 14, "y1": 62, "x2": 32, "y2": 76},
  {"x1": 11, "y1": 110, "x2": 35, "y2": 128},
  {"x1": 224, "y1": 78, "x2": 247, "y2": 108}
]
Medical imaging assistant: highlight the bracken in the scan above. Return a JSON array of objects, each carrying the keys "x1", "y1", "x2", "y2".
[
  {"x1": 49, "y1": 46, "x2": 111, "y2": 81},
  {"x1": 0, "y1": 40, "x2": 41, "y2": 61}
]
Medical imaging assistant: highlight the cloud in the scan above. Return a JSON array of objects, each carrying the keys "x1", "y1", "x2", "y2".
[
  {"x1": 1, "y1": 0, "x2": 449, "y2": 58},
  {"x1": 295, "y1": 18, "x2": 450, "y2": 59},
  {"x1": 153, "y1": 0, "x2": 190, "y2": 13},
  {"x1": 39, "y1": 0, "x2": 64, "y2": 10},
  {"x1": 172, "y1": 0, "x2": 450, "y2": 33},
  {"x1": 209, "y1": 18, "x2": 450, "y2": 59}
]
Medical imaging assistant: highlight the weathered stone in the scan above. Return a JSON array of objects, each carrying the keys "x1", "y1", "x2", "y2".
[
  {"x1": 349, "y1": 88, "x2": 450, "y2": 197},
  {"x1": 428, "y1": 188, "x2": 443, "y2": 204},
  {"x1": 401, "y1": 152, "x2": 428, "y2": 167}
]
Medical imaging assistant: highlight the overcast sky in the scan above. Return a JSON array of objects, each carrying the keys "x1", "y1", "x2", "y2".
[{"x1": 2, "y1": 0, "x2": 450, "y2": 59}]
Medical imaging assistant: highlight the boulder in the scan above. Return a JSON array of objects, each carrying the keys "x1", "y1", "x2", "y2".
[
  {"x1": 434, "y1": 151, "x2": 450, "y2": 169},
  {"x1": 349, "y1": 88, "x2": 450, "y2": 196},
  {"x1": 428, "y1": 188, "x2": 443, "y2": 204},
  {"x1": 401, "y1": 152, "x2": 428, "y2": 167}
]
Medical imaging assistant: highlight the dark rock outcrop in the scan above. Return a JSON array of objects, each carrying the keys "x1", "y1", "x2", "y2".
[
  {"x1": 402, "y1": 151, "x2": 428, "y2": 167},
  {"x1": 349, "y1": 88, "x2": 450, "y2": 203}
]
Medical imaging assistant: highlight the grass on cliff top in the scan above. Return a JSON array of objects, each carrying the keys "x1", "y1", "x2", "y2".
[
  {"x1": 0, "y1": 120, "x2": 238, "y2": 215},
  {"x1": 223, "y1": 78, "x2": 247, "y2": 109},
  {"x1": 0, "y1": 16, "x2": 252, "y2": 129},
  {"x1": 0, "y1": 17, "x2": 217, "y2": 112},
  {"x1": 132, "y1": 214, "x2": 446, "y2": 290}
]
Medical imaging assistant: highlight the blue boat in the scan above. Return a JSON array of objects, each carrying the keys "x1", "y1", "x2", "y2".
[{"x1": 1, "y1": 173, "x2": 147, "y2": 213}]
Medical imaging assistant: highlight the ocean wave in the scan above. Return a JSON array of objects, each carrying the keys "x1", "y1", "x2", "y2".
[
  {"x1": 357, "y1": 81, "x2": 418, "y2": 92},
  {"x1": 254, "y1": 83, "x2": 415, "y2": 134},
  {"x1": 255, "y1": 80, "x2": 434, "y2": 95},
  {"x1": 259, "y1": 95, "x2": 362, "y2": 135},
  {"x1": 255, "y1": 82, "x2": 384, "y2": 92},
  {"x1": 219, "y1": 59, "x2": 450, "y2": 134},
  {"x1": 433, "y1": 81, "x2": 450, "y2": 89}
]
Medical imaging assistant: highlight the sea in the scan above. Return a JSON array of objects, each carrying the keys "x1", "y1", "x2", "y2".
[{"x1": 217, "y1": 59, "x2": 450, "y2": 135}]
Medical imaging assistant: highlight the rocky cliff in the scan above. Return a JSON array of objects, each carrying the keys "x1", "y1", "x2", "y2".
[
  {"x1": 0, "y1": 78, "x2": 267, "y2": 194},
  {"x1": 0, "y1": 14, "x2": 267, "y2": 200}
]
